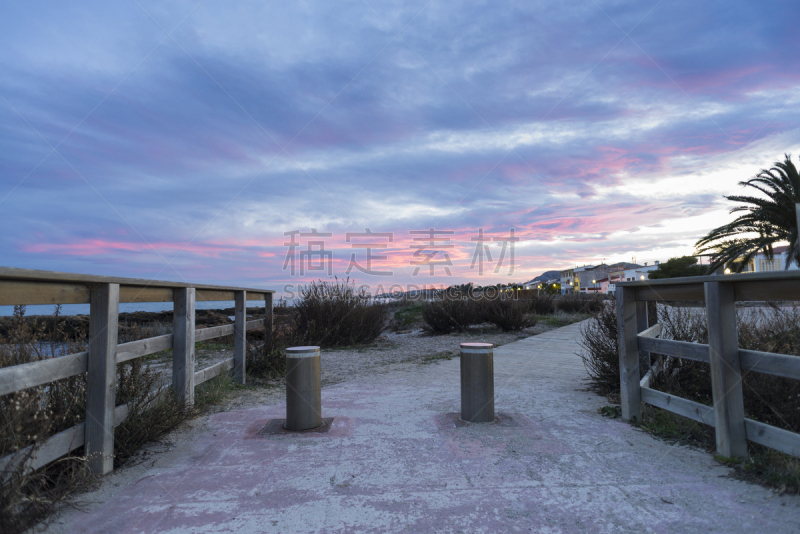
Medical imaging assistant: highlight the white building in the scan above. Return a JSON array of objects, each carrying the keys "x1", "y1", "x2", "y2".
[
  {"x1": 607, "y1": 262, "x2": 660, "y2": 294},
  {"x1": 620, "y1": 263, "x2": 660, "y2": 282},
  {"x1": 748, "y1": 246, "x2": 799, "y2": 272}
]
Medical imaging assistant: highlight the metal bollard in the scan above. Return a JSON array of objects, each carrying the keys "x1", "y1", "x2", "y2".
[
  {"x1": 285, "y1": 346, "x2": 322, "y2": 430},
  {"x1": 460, "y1": 342, "x2": 495, "y2": 423}
]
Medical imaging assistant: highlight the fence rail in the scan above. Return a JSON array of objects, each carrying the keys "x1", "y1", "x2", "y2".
[
  {"x1": 617, "y1": 270, "x2": 800, "y2": 459},
  {"x1": 0, "y1": 267, "x2": 273, "y2": 476}
]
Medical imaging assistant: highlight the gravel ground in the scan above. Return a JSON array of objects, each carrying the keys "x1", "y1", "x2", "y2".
[
  {"x1": 197, "y1": 312, "x2": 589, "y2": 413},
  {"x1": 318, "y1": 319, "x2": 568, "y2": 386}
]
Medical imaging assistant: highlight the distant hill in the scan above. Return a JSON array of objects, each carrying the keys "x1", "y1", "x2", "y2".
[{"x1": 525, "y1": 270, "x2": 560, "y2": 284}]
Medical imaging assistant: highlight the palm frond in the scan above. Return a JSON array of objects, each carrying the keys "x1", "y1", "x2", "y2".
[{"x1": 695, "y1": 155, "x2": 800, "y2": 272}]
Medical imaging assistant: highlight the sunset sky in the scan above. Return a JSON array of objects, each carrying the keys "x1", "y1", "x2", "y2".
[{"x1": 2, "y1": 0, "x2": 800, "y2": 295}]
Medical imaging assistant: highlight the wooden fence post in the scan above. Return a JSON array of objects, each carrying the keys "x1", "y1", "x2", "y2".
[
  {"x1": 86, "y1": 283, "x2": 119, "y2": 475},
  {"x1": 173, "y1": 288, "x2": 195, "y2": 406},
  {"x1": 636, "y1": 300, "x2": 650, "y2": 372},
  {"x1": 705, "y1": 281, "x2": 747, "y2": 458},
  {"x1": 233, "y1": 290, "x2": 246, "y2": 384},
  {"x1": 264, "y1": 292, "x2": 273, "y2": 349},
  {"x1": 795, "y1": 203, "x2": 800, "y2": 244},
  {"x1": 617, "y1": 286, "x2": 641, "y2": 421}
]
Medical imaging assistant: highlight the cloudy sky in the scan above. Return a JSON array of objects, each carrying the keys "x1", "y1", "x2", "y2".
[{"x1": 2, "y1": 0, "x2": 799, "y2": 294}]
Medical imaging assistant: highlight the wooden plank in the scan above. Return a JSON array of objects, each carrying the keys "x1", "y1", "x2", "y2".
[
  {"x1": 734, "y1": 279, "x2": 800, "y2": 302},
  {"x1": 0, "y1": 423, "x2": 86, "y2": 477},
  {"x1": 194, "y1": 358, "x2": 234, "y2": 386},
  {"x1": 195, "y1": 324, "x2": 234, "y2": 342},
  {"x1": 0, "y1": 277, "x2": 272, "y2": 306},
  {"x1": 617, "y1": 286, "x2": 641, "y2": 422},
  {"x1": 195, "y1": 321, "x2": 262, "y2": 342},
  {"x1": 635, "y1": 283, "x2": 705, "y2": 302},
  {"x1": 233, "y1": 290, "x2": 246, "y2": 384},
  {"x1": 116, "y1": 334, "x2": 173, "y2": 363},
  {"x1": 114, "y1": 403, "x2": 129, "y2": 427},
  {"x1": 0, "y1": 351, "x2": 87, "y2": 396},
  {"x1": 705, "y1": 281, "x2": 747, "y2": 459},
  {"x1": 739, "y1": 349, "x2": 800, "y2": 380},
  {"x1": 638, "y1": 322, "x2": 663, "y2": 339},
  {"x1": 196, "y1": 289, "x2": 235, "y2": 302},
  {"x1": 173, "y1": 288, "x2": 195, "y2": 406},
  {"x1": 119, "y1": 286, "x2": 174, "y2": 303},
  {"x1": 640, "y1": 358, "x2": 662, "y2": 389},
  {"x1": 85, "y1": 283, "x2": 119, "y2": 475},
  {"x1": 0, "y1": 266, "x2": 274, "y2": 294},
  {"x1": 641, "y1": 387, "x2": 716, "y2": 427},
  {"x1": 745, "y1": 418, "x2": 800, "y2": 458},
  {"x1": 619, "y1": 269, "x2": 800, "y2": 287},
  {"x1": 0, "y1": 280, "x2": 90, "y2": 305},
  {"x1": 638, "y1": 337, "x2": 709, "y2": 363}
]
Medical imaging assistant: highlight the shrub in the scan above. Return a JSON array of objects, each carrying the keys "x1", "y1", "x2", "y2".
[
  {"x1": 660, "y1": 305, "x2": 800, "y2": 435},
  {"x1": 113, "y1": 360, "x2": 191, "y2": 468},
  {"x1": 581, "y1": 301, "x2": 800, "y2": 492},
  {"x1": 578, "y1": 302, "x2": 619, "y2": 395},
  {"x1": 293, "y1": 280, "x2": 388, "y2": 347},
  {"x1": 527, "y1": 294, "x2": 555, "y2": 315},
  {"x1": 393, "y1": 304, "x2": 424, "y2": 330},
  {"x1": 246, "y1": 303, "x2": 294, "y2": 379},
  {"x1": 421, "y1": 298, "x2": 478, "y2": 334},
  {"x1": 580, "y1": 301, "x2": 800, "y2": 439},
  {"x1": 478, "y1": 298, "x2": 537, "y2": 332},
  {"x1": 556, "y1": 294, "x2": 605, "y2": 314}
]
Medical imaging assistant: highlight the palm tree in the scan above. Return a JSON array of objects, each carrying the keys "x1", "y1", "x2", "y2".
[{"x1": 696, "y1": 155, "x2": 800, "y2": 273}]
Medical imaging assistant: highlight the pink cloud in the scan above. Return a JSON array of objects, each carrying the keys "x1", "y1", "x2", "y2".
[{"x1": 22, "y1": 238, "x2": 243, "y2": 258}]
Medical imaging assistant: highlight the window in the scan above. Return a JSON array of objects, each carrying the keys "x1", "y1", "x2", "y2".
[{"x1": 758, "y1": 258, "x2": 781, "y2": 272}]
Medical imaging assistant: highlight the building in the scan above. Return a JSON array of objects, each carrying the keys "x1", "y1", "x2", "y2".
[
  {"x1": 605, "y1": 262, "x2": 660, "y2": 294},
  {"x1": 528, "y1": 278, "x2": 560, "y2": 293},
  {"x1": 559, "y1": 265, "x2": 596, "y2": 294},
  {"x1": 698, "y1": 247, "x2": 799, "y2": 274},
  {"x1": 559, "y1": 267, "x2": 584, "y2": 294},
  {"x1": 747, "y1": 246, "x2": 799, "y2": 272},
  {"x1": 576, "y1": 262, "x2": 642, "y2": 294},
  {"x1": 593, "y1": 277, "x2": 609, "y2": 294}
]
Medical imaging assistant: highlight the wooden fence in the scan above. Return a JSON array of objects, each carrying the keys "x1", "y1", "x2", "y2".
[
  {"x1": 0, "y1": 267, "x2": 273, "y2": 475},
  {"x1": 617, "y1": 270, "x2": 800, "y2": 459}
]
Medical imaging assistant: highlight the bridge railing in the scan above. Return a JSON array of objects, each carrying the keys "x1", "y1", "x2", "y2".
[
  {"x1": 0, "y1": 267, "x2": 273, "y2": 475},
  {"x1": 617, "y1": 270, "x2": 800, "y2": 459}
]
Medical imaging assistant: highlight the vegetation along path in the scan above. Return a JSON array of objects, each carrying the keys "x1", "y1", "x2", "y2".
[{"x1": 49, "y1": 321, "x2": 799, "y2": 533}]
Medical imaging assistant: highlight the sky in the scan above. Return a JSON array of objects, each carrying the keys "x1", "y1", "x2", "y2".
[{"x1": 2, "y1": 0, "x2": 800, "y2": 297}]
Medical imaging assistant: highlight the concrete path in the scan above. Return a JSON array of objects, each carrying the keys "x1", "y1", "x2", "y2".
[{"x1": 56, "y1": 321, "x2": 800, "y2": 533}]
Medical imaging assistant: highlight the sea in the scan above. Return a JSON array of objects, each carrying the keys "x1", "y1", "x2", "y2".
[{"x1": 0, "y1": 300, "x2": 268, "y2": 317}]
